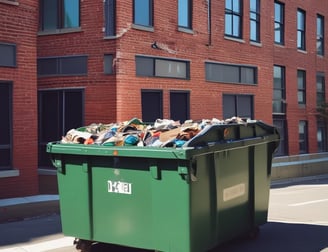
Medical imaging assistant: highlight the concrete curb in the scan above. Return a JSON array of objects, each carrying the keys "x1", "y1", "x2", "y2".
[{"x1": 0, "y1": 195, "x2": 60, "y2": 223}]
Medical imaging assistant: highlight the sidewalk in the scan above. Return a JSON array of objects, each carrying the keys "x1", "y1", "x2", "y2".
[{"x1": 0, "y1": 195, "x2": 60, "y2": 223}]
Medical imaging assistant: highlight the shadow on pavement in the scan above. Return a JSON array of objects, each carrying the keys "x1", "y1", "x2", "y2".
[
  {"x1": 86, "y1": 222, "x2": 328, "y2": 252},
  {"x1": 0, "y1": 214, "x2": 62, "y2": 246}
]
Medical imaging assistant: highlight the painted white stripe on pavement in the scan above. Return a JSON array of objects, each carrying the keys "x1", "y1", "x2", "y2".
[
  {"x1": 0, "y1": 237, "x2": 74, "y2": 252},
  {"x1": 288, "y1": 198, "x2": 328, "y2": 207}
]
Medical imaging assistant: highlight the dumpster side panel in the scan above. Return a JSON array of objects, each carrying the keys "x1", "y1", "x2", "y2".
[
  {"x1": 215, "y1": 148, "x2": 252, "y2": 243},
  {"x1": 90, "y1": 157, "x2": 192, "y2": 252},
  {"x1": 57, "y1": 156, "x2": 92, "y2": 240},
  {"x1": 253, "y1": 143, "x2": 273, "y2": 225},
  {"x1": 189, "y1": 154, "x2": 218, "y2": 252}
]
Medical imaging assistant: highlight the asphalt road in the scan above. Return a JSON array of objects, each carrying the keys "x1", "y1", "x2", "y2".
[{"x1": 0, "y1": 176, "x2": 328, "y2": 252}]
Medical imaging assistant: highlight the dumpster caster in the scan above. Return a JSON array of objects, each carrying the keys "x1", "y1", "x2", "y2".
[
  {"x1": 248, "y1": 226, "x2": 260, "y2": 240},
  {"x1": 74, "y1": 238, "x2": 92, "y2": 252}
]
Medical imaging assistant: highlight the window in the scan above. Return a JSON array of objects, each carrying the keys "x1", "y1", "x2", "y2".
[
  {"x1": 274, "y1": 1, "x2": 284, "y2": 44},
  {"x1": 250, "y1": 0, "x2": 260, "y2": 42},
  {"x1": 141, "y1": 90, "x2": 163, "y2": 123},
  {"x1": 104, "y1": 54, "x2": 114, "y2": 74},
  {"x1": 225, "y1": 0, "x2": 242, "y2": 38},
  {"x1": 273, "y1": 65, "x2": 286, "y2": 114},
  {"x1": 205, "y1": 62, "x2": 257, "y2": 85},
  {"x1": 299, "y1": 120, "x2": 308, "y2": 154},
  {"x1": 133, "y1": 0, "x2": 153, "y2": 27},
  {"x1": 0, "y1": 43, "x2": 16, "y2": 67},
  {"x1": 38, "y1": 89, "x2": 84, "y2": 167},
  {"x1": 297, "y1": 9, "x2": 306, "y2": 50},
  {"x1": 40, "y1": 0, "x2": 80, "y2": 31},
  {"x1": 37, "y1": 56, "x2": 88, "y2": 76},
  {"x1": 0, "y1": 82, "x2": 12, "y2": 170},
  {"x1": 136, "y1": 56, "x2": 190, "y2": 79},
  {"x1": 223, "y1": 94, "x2": 253, "y2": 119},
  {"x1": 273, "y1": 117, "x2": 288, "y2": 156},
  {"x1": 317, "y1": 120, "x2": 327, "y2": 152},
  {"x1": 297, "y1": 70, "x2": 306, "y2": 105},
  {"x1": 317, "y1": 73, "x2": 325, "y2": 106},
  {"x1": 104, "y1": 0, "x2": 116, "y2": 36},
  {"x1": 170, "y1": 91, "x2": 190, "y2": 123},
  {"x1": 317, "y1": 14, "x2": 324, "y2": 56},
  {"x1": 178, "y1": 0, "x2": 192, "y2": 30}
]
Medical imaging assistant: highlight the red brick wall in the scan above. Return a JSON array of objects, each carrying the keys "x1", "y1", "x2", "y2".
[
  {"x1": 273, "y1": 0, "x2": 328, "y2": 155},
  {"x1": 0, "y1": 0, "x2": 39, "y2": 198},
  {"x1": 37, "y1": 0, "x2": 328, "y2": 157}
]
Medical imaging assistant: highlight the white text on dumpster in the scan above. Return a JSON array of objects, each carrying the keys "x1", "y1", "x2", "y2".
[{"x1": 108, "y1": 180, "x2": 132, "y2": 194}]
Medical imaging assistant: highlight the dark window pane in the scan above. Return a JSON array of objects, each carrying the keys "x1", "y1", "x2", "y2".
[
  {"x1": 0, "y1": 84, "x2": 11, "y2": 145},
  {"x1": 141, "y1": 90, "x2": 163, "y2": 123},
  {"x1": 0, "y1": 44, "x2": 16, "y2": 67},
  {"x1": 223, "y1": 95, "x2": 236, "y2": 119},
  {"x1": 0, "y1": 149, "x2": 11, "y2": 168},
  {"x1": 105, "y1": 0, "x2": 116, "y2": 36},
  {"x1": 237, "y1": 95, "x2": 252, "y2": 118},
  {"x1": 104, "y1": 54, "x2": 114, "y2": 74},
  {"x1": 136, "y1": 56, "x2": 154, "y2": 76},
  {"x1": 38, "y1": 58, "x2": 58, "y2": 75},
  {"x1": 60, "y1": 56, "x2": 87, "y2": 75},
  {"x1": 42, "y1": 0, "x2": 58, "y2": 30},
  {"x1": 170, "y1": 92, "x2": 190, "y2": 122},
  {"x1": 64, "y1": 90, "x2": 84, "y2": 132}
]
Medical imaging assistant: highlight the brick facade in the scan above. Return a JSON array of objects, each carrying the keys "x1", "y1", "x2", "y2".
[
  {"x1": 0, "y1": 0, "x2": 327, "y2": 198},
  {"x1": 0, "y1": 0, "x2": 39, "y2": 198}
]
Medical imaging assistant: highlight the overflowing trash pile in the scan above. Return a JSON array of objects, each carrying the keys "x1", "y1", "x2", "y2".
[{"x1": 61, "y1": 117, "x2": 252, "y2": 148}]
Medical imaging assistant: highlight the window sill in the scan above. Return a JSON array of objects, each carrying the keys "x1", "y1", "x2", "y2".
[
  {"x1": 38, "y1": 27, "x2": 82, "y2": 36},
  {"x1": 0, "y1": 0, "x2": 19, "y2": 6},
  {"x1": 0, "y1": 169, "x2": 19, "y2": 178},
  {"x1": 250, "y1": 41, "x2": 262, "y2": 47},
  {"x1": 178, "y1": 27, "x2": 194, "y2": 34},
  {"x1": 38, "y1": 168, "x2": 57, "y2": 175},
  {"x1": 224, "y1": 36, "x2": 245, "y2": 44},
  {"x1": 297, "y1": 49, "x2": 307, "y2": 54},
  {"x1": 132, "y1": 24, "x2": 154, "y2": 32}
]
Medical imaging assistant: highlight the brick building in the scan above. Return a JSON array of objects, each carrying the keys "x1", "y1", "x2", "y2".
[{"x1": 1, "y1": 0, "x2": 327, "y2": 198}]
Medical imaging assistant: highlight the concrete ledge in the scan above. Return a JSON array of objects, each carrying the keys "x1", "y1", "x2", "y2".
[
  {"x1": 272, "y1": 153, "x2": 328, "y2": 180},
  {"x1": 0, "y1": 195, "x2": 59, "y2": 223}
]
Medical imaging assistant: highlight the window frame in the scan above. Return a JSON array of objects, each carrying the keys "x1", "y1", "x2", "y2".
[
  {"x1": 316, "y1": 73, "x2": 325, "y2": 106},
  {"x1": 178, "y1": 0, "x2": 192, "y2": 30},
  {"x1": 133, "y1": 0, "x2": 153, "y2": 28},
  {"x1": 250, "y1": 0, "x2": 260, "y2": 43},
  {"x1": 0, "y1": 43, "x2": 16, "y2": 68},
  {"x1": 39, "y1": 0, "x2": 80, "y2": 32},
  {"x1": 225, "y1": 0, "x2": 243, "y2": 39},
  {"x1": 136, "y1": 55, "x2": 190, "y2": 79},
  {"x1": 299, "y1": 120, "x2": 308, "y2": 154},
  {"x1": 297, "y1": 69, "x2": 306, "y2": 105},
  {"x1": 104, "y1": 0, "x2": 116, "y2": 37},
  {"x1": 223, "y1": 94, "x2": 254, "y2": 120},
  {"x1": 297, "y1": 8, "x2": 306, "y2": 51},
  {"x1": 205, "y1": 62, "x2": 258, "y2": 85},
  {"x1": 37, "y1": 55, "x2": 88, "y2": 77},
  {"x1": 317, "y1": 119, "x2": 327, "y2": 152},
  {"x1": 0, "y1": 82, "x2": 13, "y2": 170},
  {"x1": 317, "y1": 14, "x2": 324, "y2": 56},
  {"x1": 274, "y1": 1, "x2": 284, "y2": 45},
  {"x1": 273, "y1": 65, "x2": 286, "y2": 114}
]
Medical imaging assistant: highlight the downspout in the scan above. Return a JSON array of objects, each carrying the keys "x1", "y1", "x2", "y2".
[{"x1": 207, "y1": 0, "x2": 212, "y2": 46}]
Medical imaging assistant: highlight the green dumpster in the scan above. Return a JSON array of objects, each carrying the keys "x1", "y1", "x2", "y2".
[{"x1": 47, "y1": 121, "x2": 279, "y2": 252}]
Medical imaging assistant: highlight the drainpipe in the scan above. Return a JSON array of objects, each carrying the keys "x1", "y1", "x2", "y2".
[{"x1": 207, "y1": 0, "x2": 212, "y2": 46}]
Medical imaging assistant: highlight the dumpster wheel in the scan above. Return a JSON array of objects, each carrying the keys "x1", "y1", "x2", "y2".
[{"x1": 74, "y1": 238, "x2": 93, "y2": 252}]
